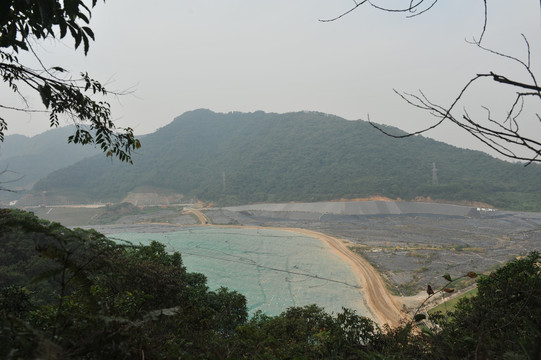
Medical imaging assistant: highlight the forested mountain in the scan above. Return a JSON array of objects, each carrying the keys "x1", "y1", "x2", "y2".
[
  {"x1": 0, "y1": 126, "x2": 99, "y2": 192},
  {"x1": 33, "y1": 109, "x2": 541, "y2": 210}
]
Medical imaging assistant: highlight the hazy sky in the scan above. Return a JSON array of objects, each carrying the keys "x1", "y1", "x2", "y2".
[{"x1": 2, "y1": 0, "x2": 540, "y2": 157}]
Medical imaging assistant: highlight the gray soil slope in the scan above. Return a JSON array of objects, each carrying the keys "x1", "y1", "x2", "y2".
[{"x1": 225, "y1": 201, "x2": 474, "y2": 218}]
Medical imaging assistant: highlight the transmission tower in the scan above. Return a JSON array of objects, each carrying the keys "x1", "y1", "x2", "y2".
[
  {"x1": 432, "y1": 162, "x2": 438, "y2": 185},
  {"x1": 222, "y1": 171, "x2": 226, "y2": 192}
]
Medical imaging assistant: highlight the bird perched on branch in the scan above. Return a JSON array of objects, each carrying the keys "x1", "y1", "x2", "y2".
[{"x1": 427, "y1": 284, "x2": 434, "y2": 295}]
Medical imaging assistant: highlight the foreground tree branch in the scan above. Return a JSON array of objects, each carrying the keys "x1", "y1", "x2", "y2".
[
  {"x1": 0, "y1": 167, "x2": 23, "y2": 192},
  {"x1": 369, "y1": 33, "x2": 541, "y2": 164},
  {"x1": 0, "y1": 0, "x2": 140, "y2": 163},
  {"x1": 319, "y1": 0, "x2": 439, "y2": 22},
  {"x1": 326, "y1": 0, "x2": 541, "y2": 164}
]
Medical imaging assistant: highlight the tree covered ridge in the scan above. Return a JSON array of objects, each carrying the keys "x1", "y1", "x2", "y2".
[
  {"x1": 1, "y1": 208, "x2": 540, "y2": 359},
  {"x1": 35, "y1": 109, "x2": 541, "y2": 211}
]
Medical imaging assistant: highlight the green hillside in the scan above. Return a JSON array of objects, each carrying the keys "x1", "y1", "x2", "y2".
[{"x1": 33, "y1": 109, "x2": 541, "y2": 210}]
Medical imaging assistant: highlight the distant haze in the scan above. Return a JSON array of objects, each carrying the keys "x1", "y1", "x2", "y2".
[{"x1": 1, "y1": 1, "x2": 539, "y2": 158}]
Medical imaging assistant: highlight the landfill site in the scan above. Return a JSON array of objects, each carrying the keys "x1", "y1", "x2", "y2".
[
  {"x1": 35, "y1": 199, "x2": 541, "y2": 299},
  {"x1": 208, "y1": 200, "x2": 541, "y2": 296}
]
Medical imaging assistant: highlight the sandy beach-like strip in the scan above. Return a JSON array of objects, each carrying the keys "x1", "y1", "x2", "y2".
[{"x1": 275, "y1": 227, "x2": 406, "y2": 327}]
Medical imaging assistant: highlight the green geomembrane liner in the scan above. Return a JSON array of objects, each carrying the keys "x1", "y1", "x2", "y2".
[{"x1": 110, "y1": 227, "x2": 370, "y2": 317}]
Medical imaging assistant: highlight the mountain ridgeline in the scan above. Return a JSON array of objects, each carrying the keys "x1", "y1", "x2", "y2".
[
  {"x1": 33, "y1": 109, "x2": 541, "y2": 210},
  {"x1": 0, "y1": 126, "x2": 99, "y2": 190}
]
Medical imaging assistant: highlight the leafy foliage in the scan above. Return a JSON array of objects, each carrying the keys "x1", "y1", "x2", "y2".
[
  {"x1": 0, "y1": 0, "x2": 140, "y2": 162},
  {"x1": 231, "y1": 305, "x2": 379, "y2": 359},
  {"x1": 429, "y1": 252, "x2": 541, "y2": 359},
  {"x1": 0, "y1": 209, "x2": 246, "y2": 358}
]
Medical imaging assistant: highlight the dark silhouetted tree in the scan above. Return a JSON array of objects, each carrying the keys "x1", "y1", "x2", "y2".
[{"x1": 0, "y1": 0, "x2": 140, "y2": 162}]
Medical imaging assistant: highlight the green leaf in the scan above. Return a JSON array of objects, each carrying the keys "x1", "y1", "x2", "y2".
[
  {"x1": 82, "y1": 34, "x2": 89, "y2": 55},
  {"x1": 60, "y1": 21, "x2": 67, "y2": 38},
  {"x1": 82, "y1": 26, "x2": 95, "y2": 40},
  {"x1": 38, "y1": 84, "x2": 52, "y2": 108},
  {"x1": 78, "y1": 12, "x2": 90, "y2": 24},
  {"x1": 443, "y1": 273, "x2": 452, "y2": 282},
  {"x1": 74, "y1": 29, "x2": 82, "y2": 50},
  {"x1": 414, "y1": 314, "x2": 426, "y2": 322}
]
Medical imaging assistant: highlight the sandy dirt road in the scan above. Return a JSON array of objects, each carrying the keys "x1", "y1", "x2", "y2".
[
  {"x1": 278, "y1": 227, "x2": 406, "y2": 327},
  {"x1": 182, "y1": 208, "x2": 210, "y2": 224}
]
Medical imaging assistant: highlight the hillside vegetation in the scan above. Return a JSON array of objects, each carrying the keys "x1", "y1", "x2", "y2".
[{"x1": 33, "y1": 109, "x2": 541, "y2": 210}]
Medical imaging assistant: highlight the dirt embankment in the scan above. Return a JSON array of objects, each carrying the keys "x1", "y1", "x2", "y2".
[
  {"x1": 182, "y1": 208, "x2": 210, "y2": 224},
  {"x1": 334, "y1": 196, "x2": 397, "y2": 202},
  {"x1": 335, "y1": 195, "x2": 494, "y2": 209}
]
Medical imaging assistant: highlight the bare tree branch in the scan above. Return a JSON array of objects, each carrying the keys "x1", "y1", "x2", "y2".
[
  {"x1": 319, "y1": 0, "x2": 433, "y2": 22},
  {"x1": 325, "y1": 1, "x2": 541, "y2": 163},
  {"x1": 369, "y1": 28, "x2": 541, "y2": 163},
  {"x1": 488, "y1": 72, "x2": 541, "y2": 92},
  {"x1": 0, "y1": 167, "x2": 24, "y2": 193},
  {"x1": 319, "y1": 0, "x2": 369, "y2": 22},
  {"x1": 477, "y1": 0, "x2": 488, "y2": 44}
]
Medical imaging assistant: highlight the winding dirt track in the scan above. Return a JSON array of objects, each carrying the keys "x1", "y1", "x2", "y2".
[
  {"x1": 182, "y1": 208, "x2": 210, "y2": 224},
  {"x1": 187, "y1": 209, "x2": 405, "y2": 327}
]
